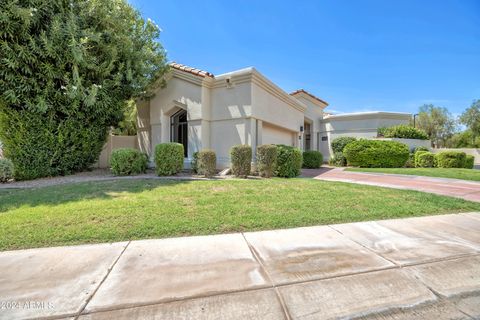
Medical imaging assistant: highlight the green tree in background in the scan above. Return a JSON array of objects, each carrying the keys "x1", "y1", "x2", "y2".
[
  {"x1": 0, "y1": 0, "x2": 167, "y2": 179},
  {"x1": 460, "y1": 100, "x2": 480, "y2": 142},
  {"x1": 416, "y1": 104, "x2": 456, "y2": 147},
  {"x1": 112, "y1": 100, "x2": 138, "y2": 136}
]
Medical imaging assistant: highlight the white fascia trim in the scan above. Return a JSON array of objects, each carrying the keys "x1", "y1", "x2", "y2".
[{"x1": 322, "y1": 111, "x2": 412, "y2": 121}]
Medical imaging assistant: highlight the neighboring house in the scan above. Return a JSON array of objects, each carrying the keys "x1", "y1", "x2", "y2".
[{"x1": 137, "y1": 63, "x2": 411, "y2": 167}]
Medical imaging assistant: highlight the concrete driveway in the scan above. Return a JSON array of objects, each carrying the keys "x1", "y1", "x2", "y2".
[
  {"x1": 1, "y1": 213, "x2": 480, "y2": 320},
  {"x1": 306, "y1": 168, "x2": 480, "y2": 202}
]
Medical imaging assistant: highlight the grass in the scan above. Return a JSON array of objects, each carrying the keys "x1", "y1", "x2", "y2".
[
  {"x1": 345, "y1": 167, "x2": 480, "y2": 181},
  {"x1": 1, "y1": 178, "x2": 479, "y2": 251}
]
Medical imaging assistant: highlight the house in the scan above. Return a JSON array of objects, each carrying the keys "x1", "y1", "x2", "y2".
[{"x1": 136, "y1": 63, "x2": 411, "y2": 168}]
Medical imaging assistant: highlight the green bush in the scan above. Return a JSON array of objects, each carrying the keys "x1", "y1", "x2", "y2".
[
  {"x1": 435, "y1": 151, "x2": 467, "y2": 168},
  {"x1": 0, "y1": 158, "x2": 14, "y2": 183},
  {"x1": 404, "y1": 153, "x2": 415, "y2": 168},
  {"x1": 256, "y1": 144, "x2": 277, "y2": 178},
  {"x1": 154, "y1": 143, "x2": 184, "y2": 176},
  {"x1": 197, "y1": 150, "x2": 216, "y2": 177},
  {"x1": 464, "y1": 155, "x2": 475, "y2": 169},
  {"x1": 331, "y1": 137, "x2": 357, "y2": 153},
  {"x1": 379, "y1": 125, "x2": 429, "y2": 140},
  {"x1": 191, "y1": 151, "x2": 199, "y2": 173},
  {"x1": 303, "y1": 151, "x2": 323, "y2": 169},
  {"x1": 415, "y1": 152, "x2": 435, "y2": 168},
  {"x1": 275, "y1": 145, "x2": 303, "y2": 178},
  {"x1": 0, "y1": 0, "x2": 167, "y2": 180},
  {"x1": 329, "y1": 152, "x2": 347, "y2": 167},
  {"x1": 343, "y1": 140, "x2": 409, "y2": 168},
  {"x1": 110, "y1": 148, "x2": 148, "y2": 176},
  {"x1": 413, "y1": 146, "x2": 430, "y2": 154},
  {"x1": 230, "y1": 145, "x2": 252, "y2": 177}
]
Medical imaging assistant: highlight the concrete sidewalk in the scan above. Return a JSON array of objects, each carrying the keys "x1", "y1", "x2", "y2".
[
  {"x1": 1, "y1": 213, "x2": 480, "y2": 320},
  {"x1": 307, "y1": 168, "x2": 480, "y2": 202}
]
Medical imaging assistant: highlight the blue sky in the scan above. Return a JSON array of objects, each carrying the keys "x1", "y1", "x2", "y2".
[{"x1": 129, "y1": 0, "x2": 480, "y2": 115}]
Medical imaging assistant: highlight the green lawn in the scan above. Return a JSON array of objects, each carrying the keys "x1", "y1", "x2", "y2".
[
  {"x1": 1, "y1": 178, "x2": 479, "y2": 251},
  {"x1": 345, "y1": 167, "x2": 480, "y2": 181}
]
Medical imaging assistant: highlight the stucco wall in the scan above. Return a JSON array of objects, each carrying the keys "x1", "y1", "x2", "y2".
[
  {"x1": 375, "y1": 138, "x2": 431, "y2": 152},
  {"x1": 95, "y1": 135, "x2": 138, "y2": 168},
  {"x1": 262, "y1": 122, "x2": 295, "y2": 146}
]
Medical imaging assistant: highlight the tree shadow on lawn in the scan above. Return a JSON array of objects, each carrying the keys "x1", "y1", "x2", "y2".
[{"x1": 0, "y1": 178, "x2": 195, "y2": 213}]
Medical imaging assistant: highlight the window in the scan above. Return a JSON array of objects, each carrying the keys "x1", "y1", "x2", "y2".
[{"x1": 170, "y1": 109, "x2": 188, "y2": 157}]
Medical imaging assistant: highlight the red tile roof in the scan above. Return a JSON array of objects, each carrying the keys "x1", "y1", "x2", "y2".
[
  {"x1": 290, "y1": 89, "x2": 328, "y2": 106},
  {"x1": 169, "y1": 62, "x2": 214, "y2": 78}
]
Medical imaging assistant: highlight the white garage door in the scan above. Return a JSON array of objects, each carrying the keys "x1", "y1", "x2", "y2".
[{"x1": 262, "y1": 123, "x2": 294, "y2": 146}]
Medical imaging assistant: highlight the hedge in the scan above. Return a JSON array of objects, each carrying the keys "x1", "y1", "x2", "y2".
[
  {"x1": 415, "y1": 152, "x2": 435, "y2": 168},
  {"x1": 413, "y1": 146, "x2": 429, "y2": 154},
  {"x1": 275, "y1": 145, "x2": 302, "y2": 178},
  {"x1": 435, "y1": 151, "x2": 467, "y2": 168},
  {"x1": 0, "y1": 158, "x2": 14, "y2": 183},
  {"x1": 154, "y1": 143, "x2": 184, "y2": 176},
  {"x1": 378, "y1": 125, "x2": 429, "y2": 140},
  {"x1": 331, "y1": 137, "x2": 357, "y2": 153},
  {"x1": 464, "y1": 155, "x2": 475, "y2": 169},
  {"x1": 191, "y1": 151, "x2": 199, "y2": 173},
  {"x1": 197, "y1": 150, "x2": 216, "y2": 177},
  {"x1": 110, "y1": 148, "x2": 148, "y2": 176},
  {"x1": 303, "y1": 151, "x2": 323, "y2": 169},
  {"x1": 329, "y1": 151, "x2": 347, "y2": 167},
  {"x1": 230, "y1": 145, "x2": 252, "y2": 177},
  {"x1": 256, "y1": 144, "x2": 277, "y2": 178},
  {"x1": 343, "y1": 140, "x2": 409, "y2": 168}
]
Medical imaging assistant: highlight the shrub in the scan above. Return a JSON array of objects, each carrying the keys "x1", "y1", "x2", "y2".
[
  {"x1": 154, "y1": 143, "x2": 184, "y2": 176},
  {"x1": 256, "y1": 144, "x2": 277, "y2": 178},
  {"x1": 0, "y1": 158, "x2": 14, "y2": 183},
  {"x1": 191, "y1": 151, "x2": 199, "y2": 173},
  {"x1": 197, "y1": 150, "x2": 216, "y2": 177},
  {"x1": 230, "y1": 145, "x2": 252, "y2": 177},
  {"x1": 110, "y1": 148, "x2": 148, "y2": 176},
  {"x1": 413, "y1": 146, "x2": 429, "y2": 154},
  {"x1": 303, "y1": 151, "x2": 323, "y2": 169},
  {"x1": 275, "y1": 145, "x2": 303, "y2": 178},
  {"x1": 331, "y1": 137, "x2": 357, "y2": 153},
  {"x1": 343, "y1": 140, "x2": 409, "y2": 168},
  {"x1": 329, "y1": 151, "x2": 347, "y2": 167},
  {"x1": 435, "y1": 151, "x2": 467, "y2": 168},
  {"x1": 0, "y1": 0, "x2": 168, "y2": 180},
  {"x1": 404, "y1": 153, "x2": 415, "y2": 168},
  {"x1": 415, "y1": 152, "x2": 435, "y2": 168},
  {"x1": 464, "y1": 155, "x2": 475, "y2": 169},
  {"x1": 379, "y1": 125, "x2": 429, "y2": 140}
]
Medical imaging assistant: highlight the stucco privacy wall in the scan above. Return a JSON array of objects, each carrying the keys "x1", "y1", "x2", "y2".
[
  {"x1": 376, "y1": 138, "x2": 432, "y2": 152},
  {"x1": 95, "y1": 135, "x2": 138, "y2": 168},
  {"x1": 319, "y1": 112, "x2": 411, "y2": 160}
]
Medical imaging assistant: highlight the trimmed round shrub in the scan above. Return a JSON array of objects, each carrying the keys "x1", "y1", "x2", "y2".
[
  {"x1": 275, "y1": 145, "x2": 302, "y2": 178},
  {"x1": 191, "y1": 151, "x2": 199, "y2": 173},
  {"x1": 197, "y1": 150, "x2": 217, "y2": 177},
  {"x1": 0, "y1": 158, "x2": 14, "y2": 183},
  {"x1": 110, "y1": 148, "x2": 148, "y2": 176},
  {"x1": 413, "y1": 146, "x2": 429, "y2": 154},
  {"x1": 464, "y1": 155, "x2": 475, "y2": 169},
  {"x1": 154, "y1": 143, "x2": 184, "y2": 176},
  {"x1": 415, "y1": 152, "x2": 435, "y2": 168},
  {"x1": 256, "y1": 144, "x2": 277, "y2": 178},
  {"x1": 331, "y1": 137, "x2": 357, "y2": 153},
  {"x1": 343, "y1": 140, "x2": 409, "y2": 168},
  {"x1": 303, "y1": 151, "x2": 323, "y2": 169},
  {"x1": 435, "y1": 151, "x2": 467, "y2": 168},
  {"x1": 230, "y1": 145, "x2": 252, "y2": 177},
  {"x1": 329, "y1": 151, "x2": 347, "y2": 167},
  {"x1": 380, "y1": 125, "x2": 429, "y2": 140},
  {"x1": 404, "y1": 153, "x2": 415, "y2": 168}
]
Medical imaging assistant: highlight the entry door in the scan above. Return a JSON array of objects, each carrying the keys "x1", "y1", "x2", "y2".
[{"x1": 170, "y1": 110, "x2": 188, "y2": 157}]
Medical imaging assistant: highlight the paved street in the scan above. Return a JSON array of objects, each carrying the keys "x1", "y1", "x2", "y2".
[
  {"x1": 306, "y1": 168, "x2": 480, "y2": 202},
  {"x1": 1, "y1": 213, "x2": 479, "y2": 319}
]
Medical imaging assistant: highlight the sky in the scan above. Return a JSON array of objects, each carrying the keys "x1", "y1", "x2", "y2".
[{"x1": 129, "y1": 0, "x2": 480, "y2": 116}]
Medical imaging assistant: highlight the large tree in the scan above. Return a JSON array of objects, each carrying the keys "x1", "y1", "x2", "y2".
[
  {"x1": 460, "y1": 100, "x2": 480, "y2": 140},
  {"x1": 0, "y1": 0, "x2": 167, "y2": 180},
  {"x1": 415, "y1": 104, "x2": 456, "y2": 147}
]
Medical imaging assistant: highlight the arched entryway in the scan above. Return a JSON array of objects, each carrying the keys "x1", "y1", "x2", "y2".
[{"x1": 170, "y1": 109, "x2": 188, "y2": 157}]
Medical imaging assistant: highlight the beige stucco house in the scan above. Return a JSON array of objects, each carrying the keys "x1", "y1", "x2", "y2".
[{"x1": 137, "y1": 63, "x2": 411, "y2": 168}]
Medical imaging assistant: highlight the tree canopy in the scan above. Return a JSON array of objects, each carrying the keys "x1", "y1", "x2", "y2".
[
  {"x1": 416, "y1": 104, "x2": 456, "y2": 147},
  {"x1": 0, "y1": 0, "x2": 167, "y2": 179}
]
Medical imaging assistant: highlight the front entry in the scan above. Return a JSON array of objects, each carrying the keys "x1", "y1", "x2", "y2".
[{"x1": 170, "y1": 109, "x2": 188, "y2": 157}]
